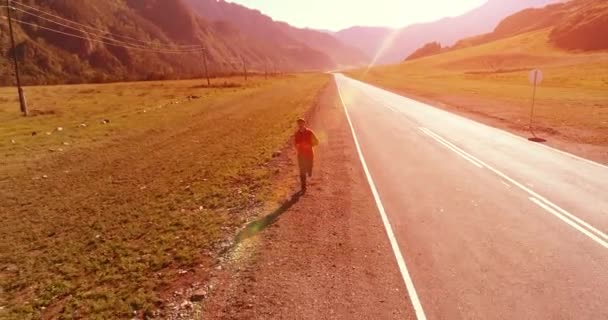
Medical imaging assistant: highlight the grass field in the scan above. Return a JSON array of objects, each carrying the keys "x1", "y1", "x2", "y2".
[
  {"x1": 348, "y1": 29, "x2": 608, "y2": 148},
  {"x1": 0, "y1": 74, "x2": 329, "y2": 319}
]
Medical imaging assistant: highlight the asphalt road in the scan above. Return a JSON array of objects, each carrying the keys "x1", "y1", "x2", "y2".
[{"x1": 334, "y1": 74, "x2": 608, "y2": 320}]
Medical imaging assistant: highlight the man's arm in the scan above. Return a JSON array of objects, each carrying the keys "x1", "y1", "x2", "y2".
[
  {"x1": 311, "y1": 130, "x2": 319, "y2": 147},
  {"x1": 294, "y1": 133, "x2": 301, "y2": 150}
]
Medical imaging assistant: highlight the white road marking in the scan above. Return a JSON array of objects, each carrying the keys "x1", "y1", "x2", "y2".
[
  {"x1": 340, "y1": 74, "x2": 608, "y2": 170},
  {"x1": 537, "y1": 196, "x2": 608, "y2": 242},
  {"x1": 386, "y1": 105, "x2": 398, "y2": 112},
  {"x1": 335, "y1": 77, "x2": 428, "y2": 320},
  {"x1": 420, "y1": 128, "x2": 484, "y2": 168},
  {"x1": 501, "y1": 181, "x2": 511, "y2": 188},
  {"x1": 421, "y1": 127, "x2": 608, "y2": 248},
  {"x1": 530, "y1": 197, "x2": 608, "y2": 249}
]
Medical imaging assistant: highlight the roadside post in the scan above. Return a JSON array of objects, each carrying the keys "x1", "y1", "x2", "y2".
[
  {"x1": 241, "y1": 55, "x2": 248, "y2": 81},
  {"x1": 6, "y1": 0, "x2": 28, "y2": 116},
  {"x1": 528, "y1": 69, "x2": 543, "y2": 140},
  {"x1": 202, "y1": 47, "x2": 210, "y2": 86}
]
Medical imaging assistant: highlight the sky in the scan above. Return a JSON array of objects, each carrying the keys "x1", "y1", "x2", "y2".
[{"x1": 228, "y1": 0, "x2": 488, "y2": 31}]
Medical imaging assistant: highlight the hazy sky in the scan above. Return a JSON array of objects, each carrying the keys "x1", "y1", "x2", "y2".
[{"x1": 228, "y1": 0, "x2": 488, "y2": 31}]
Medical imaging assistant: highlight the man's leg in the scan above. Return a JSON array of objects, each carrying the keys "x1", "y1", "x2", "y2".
[
  {"x1": 298, "y1": 157, "x2": 307, "y2": 192},
  {"x1": 307, "y1": 158, "x2": 314, "y2": 178},
  {"x1": 300, "y1": 173, "x2": 307, "y2": 193}
]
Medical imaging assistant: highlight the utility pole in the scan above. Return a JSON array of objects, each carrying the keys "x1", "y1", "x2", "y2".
[
  {"x1": 264, "y1": 60, "x2": 268, "y2": 80},
  {"x1": 6, "y1": 0, "x2": 28, "y2": 116},
  {"x1": 528, "y1": 69, "x2": 543, "y2": 139},
  {"x1": 241, "y1": 56, "x2": 247, "y2": 81},
  {"x1": 202, "y1": 47, "x2": 210, "y2": 86}
]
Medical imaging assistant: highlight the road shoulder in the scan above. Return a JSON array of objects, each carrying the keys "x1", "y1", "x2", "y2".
[{"x1": 197, "y1": 81, "x2": 414, "y2": 319}]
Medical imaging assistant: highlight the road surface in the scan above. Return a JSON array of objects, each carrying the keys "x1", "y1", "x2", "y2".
[{"x1": 334, "y1": 74, "x2": 608, "y2": 320}]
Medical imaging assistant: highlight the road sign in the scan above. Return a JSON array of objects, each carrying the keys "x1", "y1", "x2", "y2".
[
  {"x1": 529, "y1": 69, "x2": 543, "y2": 86},
  {"x1": 528, "y1": 69, "x2": 543, "y2": 139}
]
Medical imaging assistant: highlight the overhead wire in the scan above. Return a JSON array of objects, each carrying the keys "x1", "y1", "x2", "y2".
[
  {"x1": 2, "y1": 2, "x2": 275, "y2": 75},
  {"x1": 1, "y1": 15, "x2": 204, "y2": 54},
  {"x1": 10, "y1": 6, "x2": 191, "y2": 51},
  {"x1": 10, "y1": 1, "x2": 201, "y2": 48}
]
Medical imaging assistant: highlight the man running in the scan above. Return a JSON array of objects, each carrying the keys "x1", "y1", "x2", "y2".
[{"x1": 294, "y1": 118, "x2": 319, "y2": 193}]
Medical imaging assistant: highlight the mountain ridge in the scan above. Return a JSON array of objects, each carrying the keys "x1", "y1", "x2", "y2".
[
  {"x1": 0, "y1": 0, "x2": 366, "y2": 86},
  {"x1": 335, "y1": 0, "x2": 562, "y2": 64},
  {"x1": 182, "y1": 0, "x2": 369, "y2": 68},
  {"x1": 333, "y1": 26, "x2": 395, "y2": 59}
]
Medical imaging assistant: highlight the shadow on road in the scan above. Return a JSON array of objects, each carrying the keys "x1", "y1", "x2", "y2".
[
  {"x1": 528, "y1": 137, "x2": 547, "y2": 143},
  {"x1": 235, "y1": 191, "x2": 302, "y2": 243}
]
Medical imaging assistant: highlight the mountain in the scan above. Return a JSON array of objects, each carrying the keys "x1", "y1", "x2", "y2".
[
  {"x1": 182, "y1": 0, "x2": 369, "y2": 68},
  {"x1": 336, "y1": 0, "x2": 562, "y2": 65},
  {"x1": 550, "y1": 0, "x2": 608, "y2": 50},
  {"x1": 333, "y1": 26, "x2": 395, "y2": 59},
  {"x1": 405, "y1": 42, "x2": 444, "y2": 61},
  {"x1": 0, "y1": 0, "x2": 365, "y2": 86},
  {"x1": 451, "y1": 0, "x2": 608, "y2": 52}
]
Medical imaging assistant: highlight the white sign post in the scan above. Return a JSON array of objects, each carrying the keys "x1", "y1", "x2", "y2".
[{"x1": 528, "y1": 69, "x2": 543, "y2": 136}]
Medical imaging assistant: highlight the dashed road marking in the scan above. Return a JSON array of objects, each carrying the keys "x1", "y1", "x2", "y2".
[
  {"x1": 420, "y1": 126, "x2": 607, "y2": 249},
  {"x1": 420, "y1": 127, "x2": 484, "y2": 168}
]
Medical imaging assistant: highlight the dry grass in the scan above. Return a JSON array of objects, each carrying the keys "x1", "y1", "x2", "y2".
[
  {"x1": 0, "y1": 74, "x2": 329, "y2": 319},
  {"x1": 348, "y1": 29, "x2": 608, "y2": 146}
]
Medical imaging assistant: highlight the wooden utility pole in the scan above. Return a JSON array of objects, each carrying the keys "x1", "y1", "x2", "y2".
[
  {"x1": 528, "y1": 69, "x2": 543, "y2": 138},
  {"x1": 202, "y1": 47, "x2": 210, "y2": 86},
  {"x1": 264, "y1": 60, "x2": 269, "y2": 80},
  {"x1": 529, "y1": 72, "x2": 538, "y2": 132},
  {"x1": 241, "y1": 56, "x2": 247, "y2": 81},
  {"x1": 6, "y1": 0, "x2": 28, "y2": 116}
]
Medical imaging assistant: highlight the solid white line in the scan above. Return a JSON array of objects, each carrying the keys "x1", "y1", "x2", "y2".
[
  {"x1": 420, "y1": 128, "x2": 484, "y2": 168},
  {"x1": 340, "y1": 74, "x2": 608, "y2": 170},
  {"x1": 530, "y1": 197, "x2": 608, "y2": 249},
  {"x1": 422, "y1": 127, "x2": 608, "y2": 247},
  {"x1": 335, "y1": 76, "x2": 428, "y2": 320}
]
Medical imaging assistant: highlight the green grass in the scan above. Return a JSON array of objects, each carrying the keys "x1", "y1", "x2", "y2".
[
  {"x1": 0, "y1": 78, "x2": 261, "y2": 169},
  {"x1": 0, "y1": 74, "x2": 329, "y2": 319},
  {"x1": 349, "y1": 29, "x2": 608, "y2": 145}
]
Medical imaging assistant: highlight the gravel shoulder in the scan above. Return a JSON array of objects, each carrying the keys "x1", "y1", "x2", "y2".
[{"x1": 198, "y1": 81, "x2": 414, "y2": 319}]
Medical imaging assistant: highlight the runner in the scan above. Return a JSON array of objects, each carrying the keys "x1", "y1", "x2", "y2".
[{"x1": 294, "y1": 118, "x2": 319, "y2": 193}]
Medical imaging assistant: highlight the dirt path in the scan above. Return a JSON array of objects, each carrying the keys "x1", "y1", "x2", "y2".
[{"x1": 199, "y1": 83, "x2": 414, "y2": 319}]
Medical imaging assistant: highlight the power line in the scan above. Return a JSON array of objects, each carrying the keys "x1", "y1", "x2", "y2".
[
  {"x1": 2, "y1": 2, "x2": 276, "y2": 81},
  {"x1": 10, "y1": 1, "x2": 201, "y2": 48},
  {"x1": 11, "y1": 6, "x2": 185, "y2": 51},
  {"x1": 10, "y1": 4, "x2": 202, "y2": 50},
  {"x1": 1, "y1": 16, "x2": 204, "y2": 54}
]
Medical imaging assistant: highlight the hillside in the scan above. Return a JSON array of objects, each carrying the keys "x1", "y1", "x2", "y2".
[
  {"x1": 405, "y1": 42, "x2": 444, "y2": 61},
  {"x1": 336, "y1": 0, "x2": 560, "y2": 65},
  {"x1": 183, "y1": 0, "x2": 369, "y2": 68},
  {"x1": 412, "y1": 0, "x2": 608, "y2": 61},
  {"x1": 453, "y1": 0, "x2": 608, "y2": 51},
  {"x1": 0, "y1": 0, "x2": 359, "y2": 86}
]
